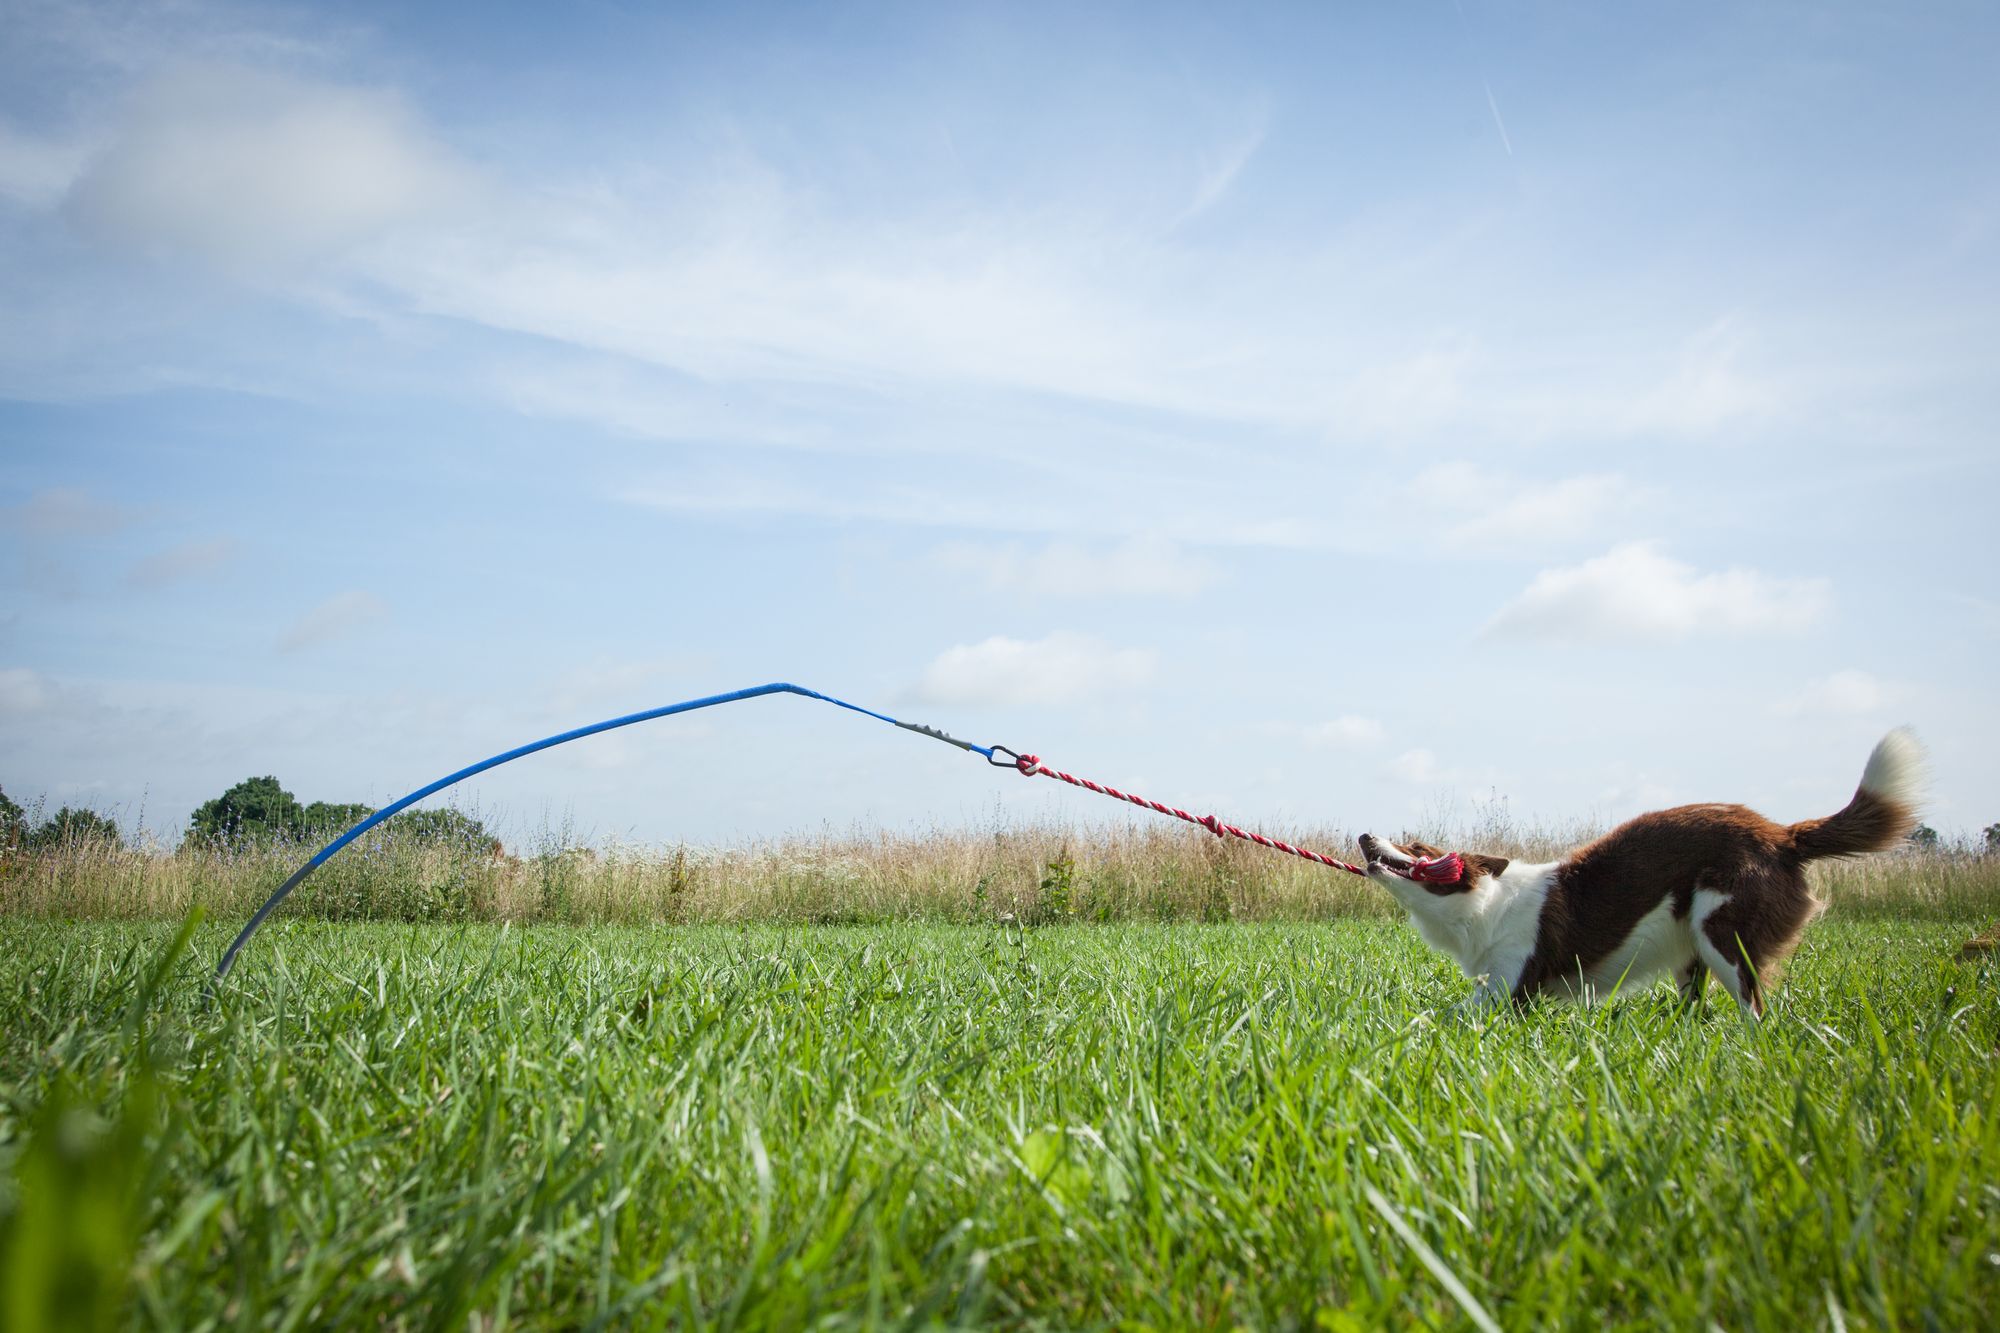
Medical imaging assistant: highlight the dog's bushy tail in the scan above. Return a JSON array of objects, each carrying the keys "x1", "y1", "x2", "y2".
[{"x1": 1789, "y1": 728, "x2": 1925, "y2": 861}]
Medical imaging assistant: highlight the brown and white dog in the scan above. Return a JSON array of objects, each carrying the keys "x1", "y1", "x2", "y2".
[{"x1": 1358, "y1": 730, "x2": 1924, "y2": 1016}]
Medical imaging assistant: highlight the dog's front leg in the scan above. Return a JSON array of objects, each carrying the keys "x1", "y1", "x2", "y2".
[{"x1": 1448, "y1": 975, "x2": 1511, "y2": 1018}]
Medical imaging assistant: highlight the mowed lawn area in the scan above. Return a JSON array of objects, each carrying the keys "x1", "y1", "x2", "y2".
[{"x1": 1, "y1": 915, "x2": 1996, "y2": 1329}]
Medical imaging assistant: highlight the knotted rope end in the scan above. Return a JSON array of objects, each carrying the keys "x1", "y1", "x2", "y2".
[{"x1": 1406, "y1": 852, "x2": 1465, "y2": 885}]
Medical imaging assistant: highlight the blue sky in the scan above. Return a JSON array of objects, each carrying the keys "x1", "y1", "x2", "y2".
[{"x1": 3, "y1": 1, "x2": 1996, "y2": 849}]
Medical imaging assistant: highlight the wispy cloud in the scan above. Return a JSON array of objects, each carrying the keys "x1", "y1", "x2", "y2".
[
  {"x1": 3, "y1": 53, "x2": 1670, "y2": 439},
  {"x1": 0, "y1": 119, "x2": 91, "y2": 207},
  {"x1": 1482, "y1": 80, "x2": 1514, "y2": 157},
  {"x1": 12, "y1": 0, "x2": 341, "y2": 79},
  {"x1": 1624, "y1": 317, "x2": 1781, "y2": 438},
  {"x1": 1938, "y1": 591, "x2": 2000, "y2": 638},
  {"x1": 544, "y1": 655, "x2": 711, "y2": 717},
  {"x1": 1391, "y1": 748, "x2": 1448, "y2": 784},
  {"x1": 1485, "y1": 542, "x2": 1830, "y2": 642},
  {"x1": 1592, "y1": 765, "x2": 1678, "y2": 815},
  {"x1": 128, "y1": 537, "x2": 237, "y2": 587},
  {"x1": 1322, "y1": 338, "x2": 1478, "y2": 438},
  {"x1": 1177, "y1": 118, "x2": 1267, "y2": 223},
  {"x1": 621, "y1": 465, "x2": 1326, "y2": 550},
  {"x1": 3, "y1": 487, "x2": 137, "y2": 538},
  {"x1": 932, "y1": 536, "x2": 1221, "y2": 600},
  {"x1": 0, "y1": 666, "x2": 57, "y2": 715},
  {"x1": 278, "y1": 590, "x2": 387, "y2": 652},
  {"x1": 1454, "y1": 0, "x2": 1514, "y2": 159},
  {"x1": 1410, "y1": 464, "x2": 1644, "y2": 549},
  {"x1": 1304, "y1": 716, "x2": 1386, "y2": 750},
  {"x1": 6, "y1": 42, "x2": 1855, "y2": 456},
  {"x1": 909, "y1": 632, "x2": 1155, "y2": 708},
  {"x1": 1777, "y1": 669, "x2": 1898, "y2": 717}
]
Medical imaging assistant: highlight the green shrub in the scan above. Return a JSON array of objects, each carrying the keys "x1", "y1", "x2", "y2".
[{"x1": 1034, "y1": 849, "x2": 1076, "y2": 925}]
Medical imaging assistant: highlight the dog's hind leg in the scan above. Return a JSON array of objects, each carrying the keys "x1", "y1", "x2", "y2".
[
  {"x1": 1694, "y1": 930, "x2": 1761, "y2": 1016},
  {"x1": 1691, "y1": 889, "x2": 1764, "y2": 1017},
  {"x1": 1692, "y1": 867, "x2": 1817, "y2": 1019}
]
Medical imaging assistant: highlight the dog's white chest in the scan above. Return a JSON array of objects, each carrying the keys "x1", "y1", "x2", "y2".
[{"x1": 1399, "y1": 863, "x2": 1553, "y2": 993}]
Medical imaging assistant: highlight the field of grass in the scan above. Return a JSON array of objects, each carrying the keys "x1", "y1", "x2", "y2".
[
  {"x1": 6, "y1": 817, "x2": 1998, "y2": 926},
  {"x1": 2, "y1": 909, "x2": 1996, "y2": 1329}
]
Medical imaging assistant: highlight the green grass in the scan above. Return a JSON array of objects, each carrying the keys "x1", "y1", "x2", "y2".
[{"x1": 2, "y1": 915, "x2": 1997, "y2": 1329}]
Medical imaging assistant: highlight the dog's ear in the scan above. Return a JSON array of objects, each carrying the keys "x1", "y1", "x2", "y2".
[{"x1": 1464, "y1": 854, "x2": 1511, "y2": 882}]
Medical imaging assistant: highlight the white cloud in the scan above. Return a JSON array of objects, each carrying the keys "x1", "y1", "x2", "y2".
[
  {"x1": 128, "y1": 537, "x2": 237, "y2": 587},
  {"x1": 1485, "y1": 542, "x2": 1830, "y2": 643},
  {"x1": 10, "y1": 0, "x2": 339, "y2": 80},
  {"x1": 1304, "y1": 715, "x2": 1385, "y2": 749},
  {"x1": 384, "y1": 211, "x2": 1234, "y2": 418},
  {"x1": 497, "y1": 358, "x2": 815, "y2": 451},
  {"x1": 545, "y1": 655, "x2": 711, "y2": 717},
  {"x1": 1778, "y1": 669, "x2": 1895, "y2": 717},
  {"x1": 278, "y1": 590, "x2": 387, "y2": 652},
  {"x1": 1625, "y1": 317, "x2": 1781, "y2": 437},
  {"x1": 0, "y1": 120, "x2": 91, "y2": 207},
  {"x1": 623, "y1": 471, "x2": 1013, "y2": 536},
  {"x1": 0, "y1": 0, "x2": 1933, "y2": 487},
  {"x1": 0, "y1": 28, "x2": 1850, "y2": 461},
  {"x1": 1391, "y1": 748, "x2": 1445, "y2": 783},
  {"x1": 4, "y1": 487, "x2": 137, "y2": 537},
  {"x1": 1325, "y1": 338, "x2": 1476, "y2": 437},
  {"x1": 1593, "y1": 776, "x2": 1678, "y2": 815},
  {"x1": 0, "y1": 667, "x2": 56, "y2": 714},
  {"x1": 1939, "y1": 591, "x2": 2000, "y2": 638},
  {"x1": 910, "y1": 633, "x2": 1155, "y2": 708},
  {"x1": 933, "y1": 536, "x2": 1221, "y2": 599},
  {"x1": 1410, "y1": 463, "x2": 1643, "y2": 549},
  {"x1": 622, "y1": 465, "x2": 1326, "y2": 551},
  {"x1": 63, "y1": 64, "x2": 474, "y2": 273}
]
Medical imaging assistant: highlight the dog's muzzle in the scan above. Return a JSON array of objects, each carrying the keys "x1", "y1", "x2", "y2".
[{"x1": 1358, "y1": 833, "x2": 1405, "y2": 869}]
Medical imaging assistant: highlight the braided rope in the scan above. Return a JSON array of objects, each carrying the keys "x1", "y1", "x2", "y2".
[
  {"x1": 1007, "y1": 751, "x2": 1370, "y2": 877},
  {"x1": 1404, "y1": 852, "x2": 1465, "y2": 884}
]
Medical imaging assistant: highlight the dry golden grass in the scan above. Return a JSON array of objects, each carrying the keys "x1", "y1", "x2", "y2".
[{"x1": 2, "y1": 815, "x2": 1993, "y2": 924}]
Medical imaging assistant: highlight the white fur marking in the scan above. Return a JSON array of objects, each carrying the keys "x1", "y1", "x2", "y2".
[
  {"x1": 1367, "y1": 858, "x2": 1555, "y2": 998},
  {"x1": 1583, "y1": 896, "x2": 1693, "y2": 999},
  {"x1": 1690, "y1": 888, "x2": 1754, "y2": 1012},
  {"x1": 1860, "y1": 727, "x2": 1926, "y2": 807}
]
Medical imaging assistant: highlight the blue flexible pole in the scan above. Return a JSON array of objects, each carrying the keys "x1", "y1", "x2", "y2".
[{"x1": 209, "y1": 682, "x2": 994, "y2": 988}]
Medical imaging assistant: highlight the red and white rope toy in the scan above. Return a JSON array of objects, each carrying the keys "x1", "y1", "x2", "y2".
[{"x1": 991, "y1": 746, "x2": 1465, "y2": 886}]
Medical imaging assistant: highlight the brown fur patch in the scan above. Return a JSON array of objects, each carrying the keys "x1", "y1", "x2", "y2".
[
  {"x1": 1513, "y1": 803, "x2": 1816, "y2": 1005},
  {"x1": 1790, "y1": 786, "x2": 1917, "y2": 860}
]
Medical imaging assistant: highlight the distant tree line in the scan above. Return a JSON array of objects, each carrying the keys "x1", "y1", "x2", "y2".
[
  {"x1": 0, "y1": 777, "x2": 492, "y2": 854},
  {"x1": 1, "y1": 779, "x2": 1995, "y2": 857},
  {"x1": 185, "y1": 776, "x2": 494, "y2": 851},
  {"x1": 1904, "y1": 824, "x2": 2000, "y2": 851},
  {"x1": 0, "y1": 786, "x2": 123, "y2": 851}
]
